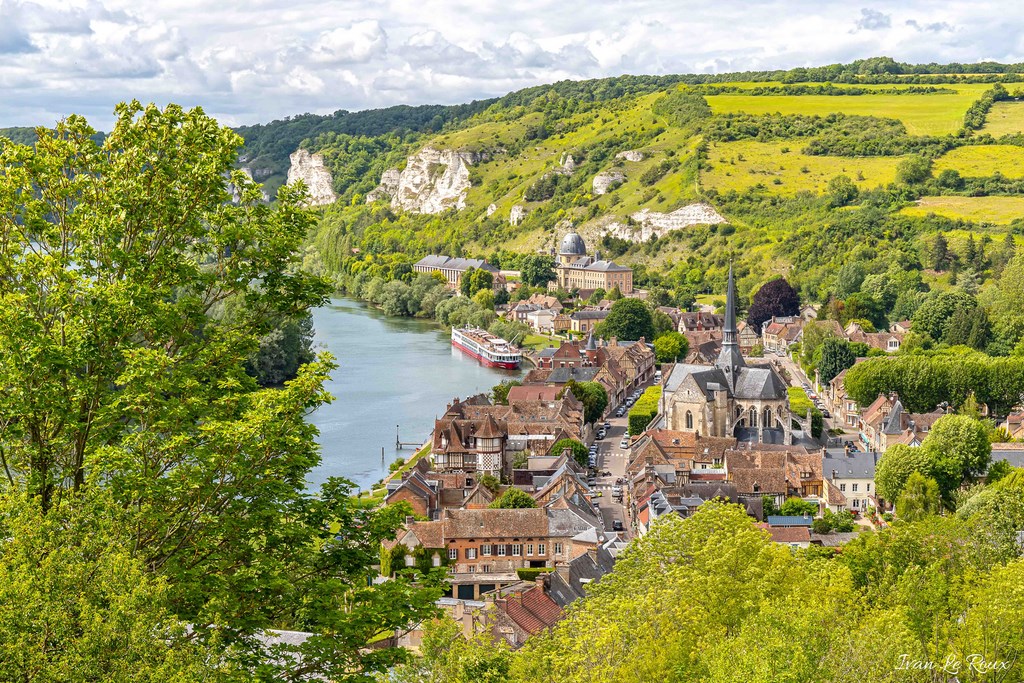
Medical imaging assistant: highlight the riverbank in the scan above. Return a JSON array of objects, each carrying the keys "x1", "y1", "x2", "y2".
[{"x1": 306, "y1": 298, "x2": 524, "y2": 491}]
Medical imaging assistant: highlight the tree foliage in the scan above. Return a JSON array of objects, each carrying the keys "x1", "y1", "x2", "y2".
[
  {"x1": 747, "y1": 278, "x2": 800, "y2": 333},
  {"x1": 562, "y1": 380, "x2": 609, "y2": 424},
  {"x1": 0, "y1": 103, "x2": 440, "y2": 678},
  {"x1": 550, "y1": 438, "x2": 589, "y2": 467},
  {"x1": 489, "y1": 488, "x2": 538, "y2": 509},
  {"x1": 602, "y1": 298, "x2": 655, "y2": 341},
  {"x1": 653, "y1": 331, "x2": 689, "y2": 363}
]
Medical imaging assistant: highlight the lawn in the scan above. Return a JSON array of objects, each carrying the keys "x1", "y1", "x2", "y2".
[
  {"x1": 901, "y1": 196, "x2": 1024, "y2": 224},
  {"x1": 934, "y1": 145, "x2": 1024, "y2": 178},
  {"x1": 981, "y1": 101, "x2": 1024, "y2": 136},
  {"x1": 701, "y1": 140, "x2": 903, "y2": 195},
  {"x1": 705, "y1": 90, "x2": 979, "y2": 135}
]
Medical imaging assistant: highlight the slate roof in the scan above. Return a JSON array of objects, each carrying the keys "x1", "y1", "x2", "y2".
[
  {"x1": 767, "y1": 515, "x2": 814, "y2": 527},
  {"x1": 823, "y1": 448, "x2": 879, "y2": 479},
  {"x1": 414, "y1": 255, "x2": 499, "y2": 273},
  {"x1": 559, "y1": 232, "x2": 587, "y2": 256},
  {"x1": 683, "y1": 364, "x2": 788, "y2": 401},
  {"x1": 990, "y1": 442, "x2": 1024, "y2": 469},
  {"x1": 569, "y1": 309, "x2": 610, "y2": 321},
  {"x1": 546, "y1": 367, "x2": 599, "y2": 383},
  {"x1": 546, "y1": 545, "x2": 617, "y2": 608},
  {"x1": 584, "y1": 260, "x2": 632, "y2": 272},
  {"x1": 810, "y1": 532, "x2": 860, "y2": 547}
]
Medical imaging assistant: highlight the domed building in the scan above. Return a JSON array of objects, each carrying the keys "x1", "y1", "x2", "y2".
[
  {"x1": 558, "y1": 231, "x2": 587, "y2": 264},
  {"x1": 553, "y1": 230, "x2": 633, "y2": 294}
]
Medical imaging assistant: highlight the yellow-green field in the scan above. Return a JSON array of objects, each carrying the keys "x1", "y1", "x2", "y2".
[
  {"x1": 934, "y1": 145, "x2": 1024, "y2": 178},
  {"x1": 981, "y1": 102, "x2": 1024, "y2": 136},
  {"x1": 701, "y1": 140, "x2": 902, "y2": 194},
  {"x1": 901, "y1": 196, "x2": 1024, "y2": 224},
  {"x1": 705, "y1": 89, "x2": 980, "y2": 135}
]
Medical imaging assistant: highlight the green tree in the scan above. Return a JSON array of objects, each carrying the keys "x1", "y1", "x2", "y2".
[
  {"x1": 895, "y1": 154, "x2": 932, "y2": 185},
  {"x1": 489, "y1": 488, "x2": 538, "y2": 509},
  {"x1": 779, "y1": 496, "x2": 818, "y2": 517},
  {"x1": 0, "y1": 491, "x2": 210, "y2": 681},
  {"x1": 652, "y1": 309, "x2": 676, "y2": 337},
  {"x1": 519, "y1": 254, "x2": 556, "y2": 287},
  {"x1": 653, "y1": 331, "x2": 689, "y2": 363},
  {"x1": 460, "y1": 268, "x2": 493, "y2": 297},
  {"x1": 826, "y1": 174, "x2": 859, "y2": 207},
  {"x1": 550, "y1": 438, "x2": 589, "y2": 467},
  {"x1": 603, "y1": 298, "x2": 655, "y2": 341},
  {"x1": 922, "y1": 414, "x2": 992, "y2": 499},
  {"x1": 0, "y1": 103, "x2": 439, "y2": 678},
  {"x1": 895, "y1": 472, "x2": 941, "y2": 521},
  {"x1": 478, "y1": 474, "x2": 502, "y2": 493},
  {"x1": 875, "y1": 443, "x2": 934, "y2": 503},
  {"x1": 492, "y1": 379, "x2": 523, "y2": 405},
  {"x1": 563, "y1": 380, "x2": 609, "y2": 424},
  {"x1": 816, "y1": 337, "x2": 856, "y2": 384}
]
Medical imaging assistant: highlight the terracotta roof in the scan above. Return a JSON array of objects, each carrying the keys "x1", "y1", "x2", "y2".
[
  {"x1": 507, "y1": 385, "x2": 561, "y2": 402},
  {"x1": 406, "y1": 521, "x2": 444, "y2": 548},
  {"x1": 501, "y1": 585, "x2": 563, "y2": 635},
  {"x1": 765, "y1": 526, "x2": 811, "y2": 544},
  {"x1": 442, "y1": 508, "x2": 550, "y2": 540}
]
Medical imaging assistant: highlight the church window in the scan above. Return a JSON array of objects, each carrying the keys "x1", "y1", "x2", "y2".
[
  {"x1": 749, "y1": 407, "x2": 758, "y2": 428},
  {"x1": 685, "y1": 411, "x2": 693, "y2": 429},
  {"x1": 763, "y1": 407, "x2": 773, "y2": 428}
]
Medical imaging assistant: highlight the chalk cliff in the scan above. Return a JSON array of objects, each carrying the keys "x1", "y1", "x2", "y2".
[
  {"x1": 286, "y1": 150, "x2": 337, "y2": 206},
  {"x1": 368, "y1": 146, "x2": 484, "y2": 214}
]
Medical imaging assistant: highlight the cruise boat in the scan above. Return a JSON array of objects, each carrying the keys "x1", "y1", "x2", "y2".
[{"x1": 451, "y1": 327, "x2": 521, "y2": 369}]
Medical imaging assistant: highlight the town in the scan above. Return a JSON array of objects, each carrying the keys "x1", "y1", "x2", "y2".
[{"x1": 373, "y1": 232, "x2": 1024, "y2": 650}]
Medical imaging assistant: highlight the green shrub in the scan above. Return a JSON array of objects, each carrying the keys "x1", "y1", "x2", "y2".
[
  {"x1": 516, "y1": 567, "x2": 555, "y2": 581},
  {"x1": 628, "y1": 386, "x2": 662, "y2": 435}
]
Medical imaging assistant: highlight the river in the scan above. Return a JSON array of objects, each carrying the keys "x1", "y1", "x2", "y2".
[{"x1": 306, "y1": 298, "x2": 525, "y2": 491}]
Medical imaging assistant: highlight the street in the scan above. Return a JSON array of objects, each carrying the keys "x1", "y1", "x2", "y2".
[{"x1": 588, "y1": 398, "x2": 639, "y2": 540}]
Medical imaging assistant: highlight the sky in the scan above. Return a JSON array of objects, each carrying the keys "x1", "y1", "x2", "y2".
[{"x1": 2, "y1": 0, "x2": 1024, "y2": 129}]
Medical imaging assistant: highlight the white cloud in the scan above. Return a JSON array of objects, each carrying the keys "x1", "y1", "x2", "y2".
[{"x1": 1, "y1": 0, "x2": 1024, "y2": 128}]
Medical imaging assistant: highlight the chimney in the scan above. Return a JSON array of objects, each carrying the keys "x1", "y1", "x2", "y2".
[
  {"x1": 587, "y1": 546, "x2": 598, "y2": 563},
  {"x1": 831, "y1": 469, "x2": 838, "y2": 481},
  {"x1": 556, "y1": 562, "x2": 570, "y2": 581},
  {"x1": 535, "y1": 575, "x2": 547, "y2": 591}
]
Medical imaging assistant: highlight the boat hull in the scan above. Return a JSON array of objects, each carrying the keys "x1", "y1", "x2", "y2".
[{"x1": 451, "y1": 338, "x2": 520, "y2": 369}]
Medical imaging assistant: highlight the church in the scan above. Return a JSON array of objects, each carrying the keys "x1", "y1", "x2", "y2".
[
  {"x1": 664, "y1": 267, "x2": 794, "y2": 444},
  {"x1": 552, "y1": 231, "x2": 633, "y2": 294}
]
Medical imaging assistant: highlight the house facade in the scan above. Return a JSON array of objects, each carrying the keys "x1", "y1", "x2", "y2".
[{"x1": 553, "y1": 232, "x2": 634, "y2": 294}]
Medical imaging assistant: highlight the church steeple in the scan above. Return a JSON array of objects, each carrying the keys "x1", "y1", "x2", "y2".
[{"x1": 716, "y1": 264, "x2": 745, "y2": 384}]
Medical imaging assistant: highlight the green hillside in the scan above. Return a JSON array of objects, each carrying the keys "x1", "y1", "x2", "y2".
[{"x1": 296, "y1": 61, "x2": 1024, "y2": 353}]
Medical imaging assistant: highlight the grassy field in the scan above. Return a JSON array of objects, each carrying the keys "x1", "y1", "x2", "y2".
[
  {"x1": 701, "y1": 140, "x2": 903, "y2": 194},
  {"x1": 981, "y1": 101, "x2": 1024, "y2": 136},
  {"x1": 934, "y1": 145, "x2": 1024, "y2": 178},
  {"x1": 705, "y1": 90, "x2": 979, "y2": 135},
  {"x1": 901, "y1": 196, "x2": 1024, "y2": 224}
]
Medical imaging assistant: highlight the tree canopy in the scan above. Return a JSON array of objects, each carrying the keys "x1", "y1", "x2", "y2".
[
  {"x1": 601, "y1": 298, "x2": 655, "y2": 341},
  {"x1": 747, "y1": 277, "x2": 800, "y2": 332},
  {"x1": 0, "y1": 103, "x2": 439, "y2": 678}
]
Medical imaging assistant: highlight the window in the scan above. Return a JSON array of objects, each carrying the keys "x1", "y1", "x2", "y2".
[
  {"x1": 852, "y1": 483, "x2": 859, "y2": 492},
  {"x1": 512, "y1": 544, "x2": 522, "y2": 556},
  {"x1": 481, "y1": 564, "x2": 491, "y2": 574},
  {"x1": 866, "y1": 483, "x2": 871, "y2": 492},
  {"x1": 481, "y1": 544, "x2": 492, "y2": 556},
  {"x1": 749, "y1": 407, "x2": 758, "y2": 428},
  {"x1": 497, "y1": 544, "x2": 506, "y2": 557},
  {"x1": 468, "y1": 565, "x2": 477, "y2": 573},
  {"x1": 685, "y1": 411, "x2": 693, "y2": 430},
  {"x1": 538, "y1": 543, "x2": 546, "y2": 556},
  {"x1": 852, "y1": 499, "x2": 860, "y2": 509},
  {"x1": 839, "y1": 483, "x2": 846, "y2": 492},
  {"x1": 448, "y1": 548, "x2": 458, "y2": 560},
  {"x1": 526, "y1": 544, "x2": 534, "y2": 556},
  {"x1": 554, "y1": 542, "x2": 562, "y2": 556},
  {"x1": 467, "y1": 548, "x2": 477, "y2": 560}
]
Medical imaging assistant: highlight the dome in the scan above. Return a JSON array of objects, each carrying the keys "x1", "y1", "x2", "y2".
[{"x1": 559, "y1": 231, "x2": 586, "y2": 256}]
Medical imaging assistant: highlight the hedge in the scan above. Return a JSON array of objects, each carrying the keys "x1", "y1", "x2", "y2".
[
  {"x1": 628, "y1": 386, "x2": 662, "y2": 436},
  {"x1": 787, "y1": 387, "x2": 823, "y2": 438}
]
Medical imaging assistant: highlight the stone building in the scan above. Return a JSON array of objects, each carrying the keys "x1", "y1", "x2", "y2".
[
  {"x1": 664, "y1": 267, "x2": 793, "y2": 444},
  {"x1": 552, "y1": 232, "x2": 633, "y2": 294},
  {"x1": 413, "y1": 255, "x2": 506, "y2": 291}
]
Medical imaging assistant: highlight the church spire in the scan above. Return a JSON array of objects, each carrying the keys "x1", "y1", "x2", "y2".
[{"x1": 716, "y1": 264, "x2": 745, "y2": 382}]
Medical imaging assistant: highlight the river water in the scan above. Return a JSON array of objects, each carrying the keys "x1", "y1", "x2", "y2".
[{"x1": 306, "y1": 298, "x2": 524, "y2": 491}]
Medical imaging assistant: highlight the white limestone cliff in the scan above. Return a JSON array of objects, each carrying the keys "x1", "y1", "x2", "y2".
[
  {"x1": 592, "y1": 170, "x2": 625, "y2": 195},
  {"x1": 286, "y1": 149, "x2": 337, "y2": 206},
  {"x1": 367, "y1": 146, "x2": 484, "y2": 214},
  {"x1": 558, "y1": 153, "x2": 576, "y2": 175},
  {"x1": 509, "y1": 205, "x2": 527, "y2": 226},
  {"x1": 486, "y1": 203, "x2": 497, "y2": 216},
  {"x1": 600, "y1": 203, "x2": 728, "y2": 242},
  {"x1": 616, "y1": 150, "x2": 644, "y2": 162}
]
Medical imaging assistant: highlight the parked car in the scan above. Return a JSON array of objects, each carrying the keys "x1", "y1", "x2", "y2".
[
  {"x1": 620, "y1": 438, "x2": 630, "y2": 448},
  {"x1": 603, "y1": 421, "x2": 611, "y2": 429},
  {"x1": 822, "y1": 409, "x2": 831, "y2": 418},
  {"x1": 612, "y1": 486, "x2": 622, "y2": 495},
  {"x1": 612, "y1": 519, "x2": 624, "y2": 531}
]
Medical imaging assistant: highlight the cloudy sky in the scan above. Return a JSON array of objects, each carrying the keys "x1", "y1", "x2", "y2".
[{"x1": 2, "y1": 0, "x2": 1023, "y2": 128}]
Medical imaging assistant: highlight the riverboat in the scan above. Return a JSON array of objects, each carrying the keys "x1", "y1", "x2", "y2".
[{"x1": 451, "y1": 327, "x2": 521, "y2": 369}]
